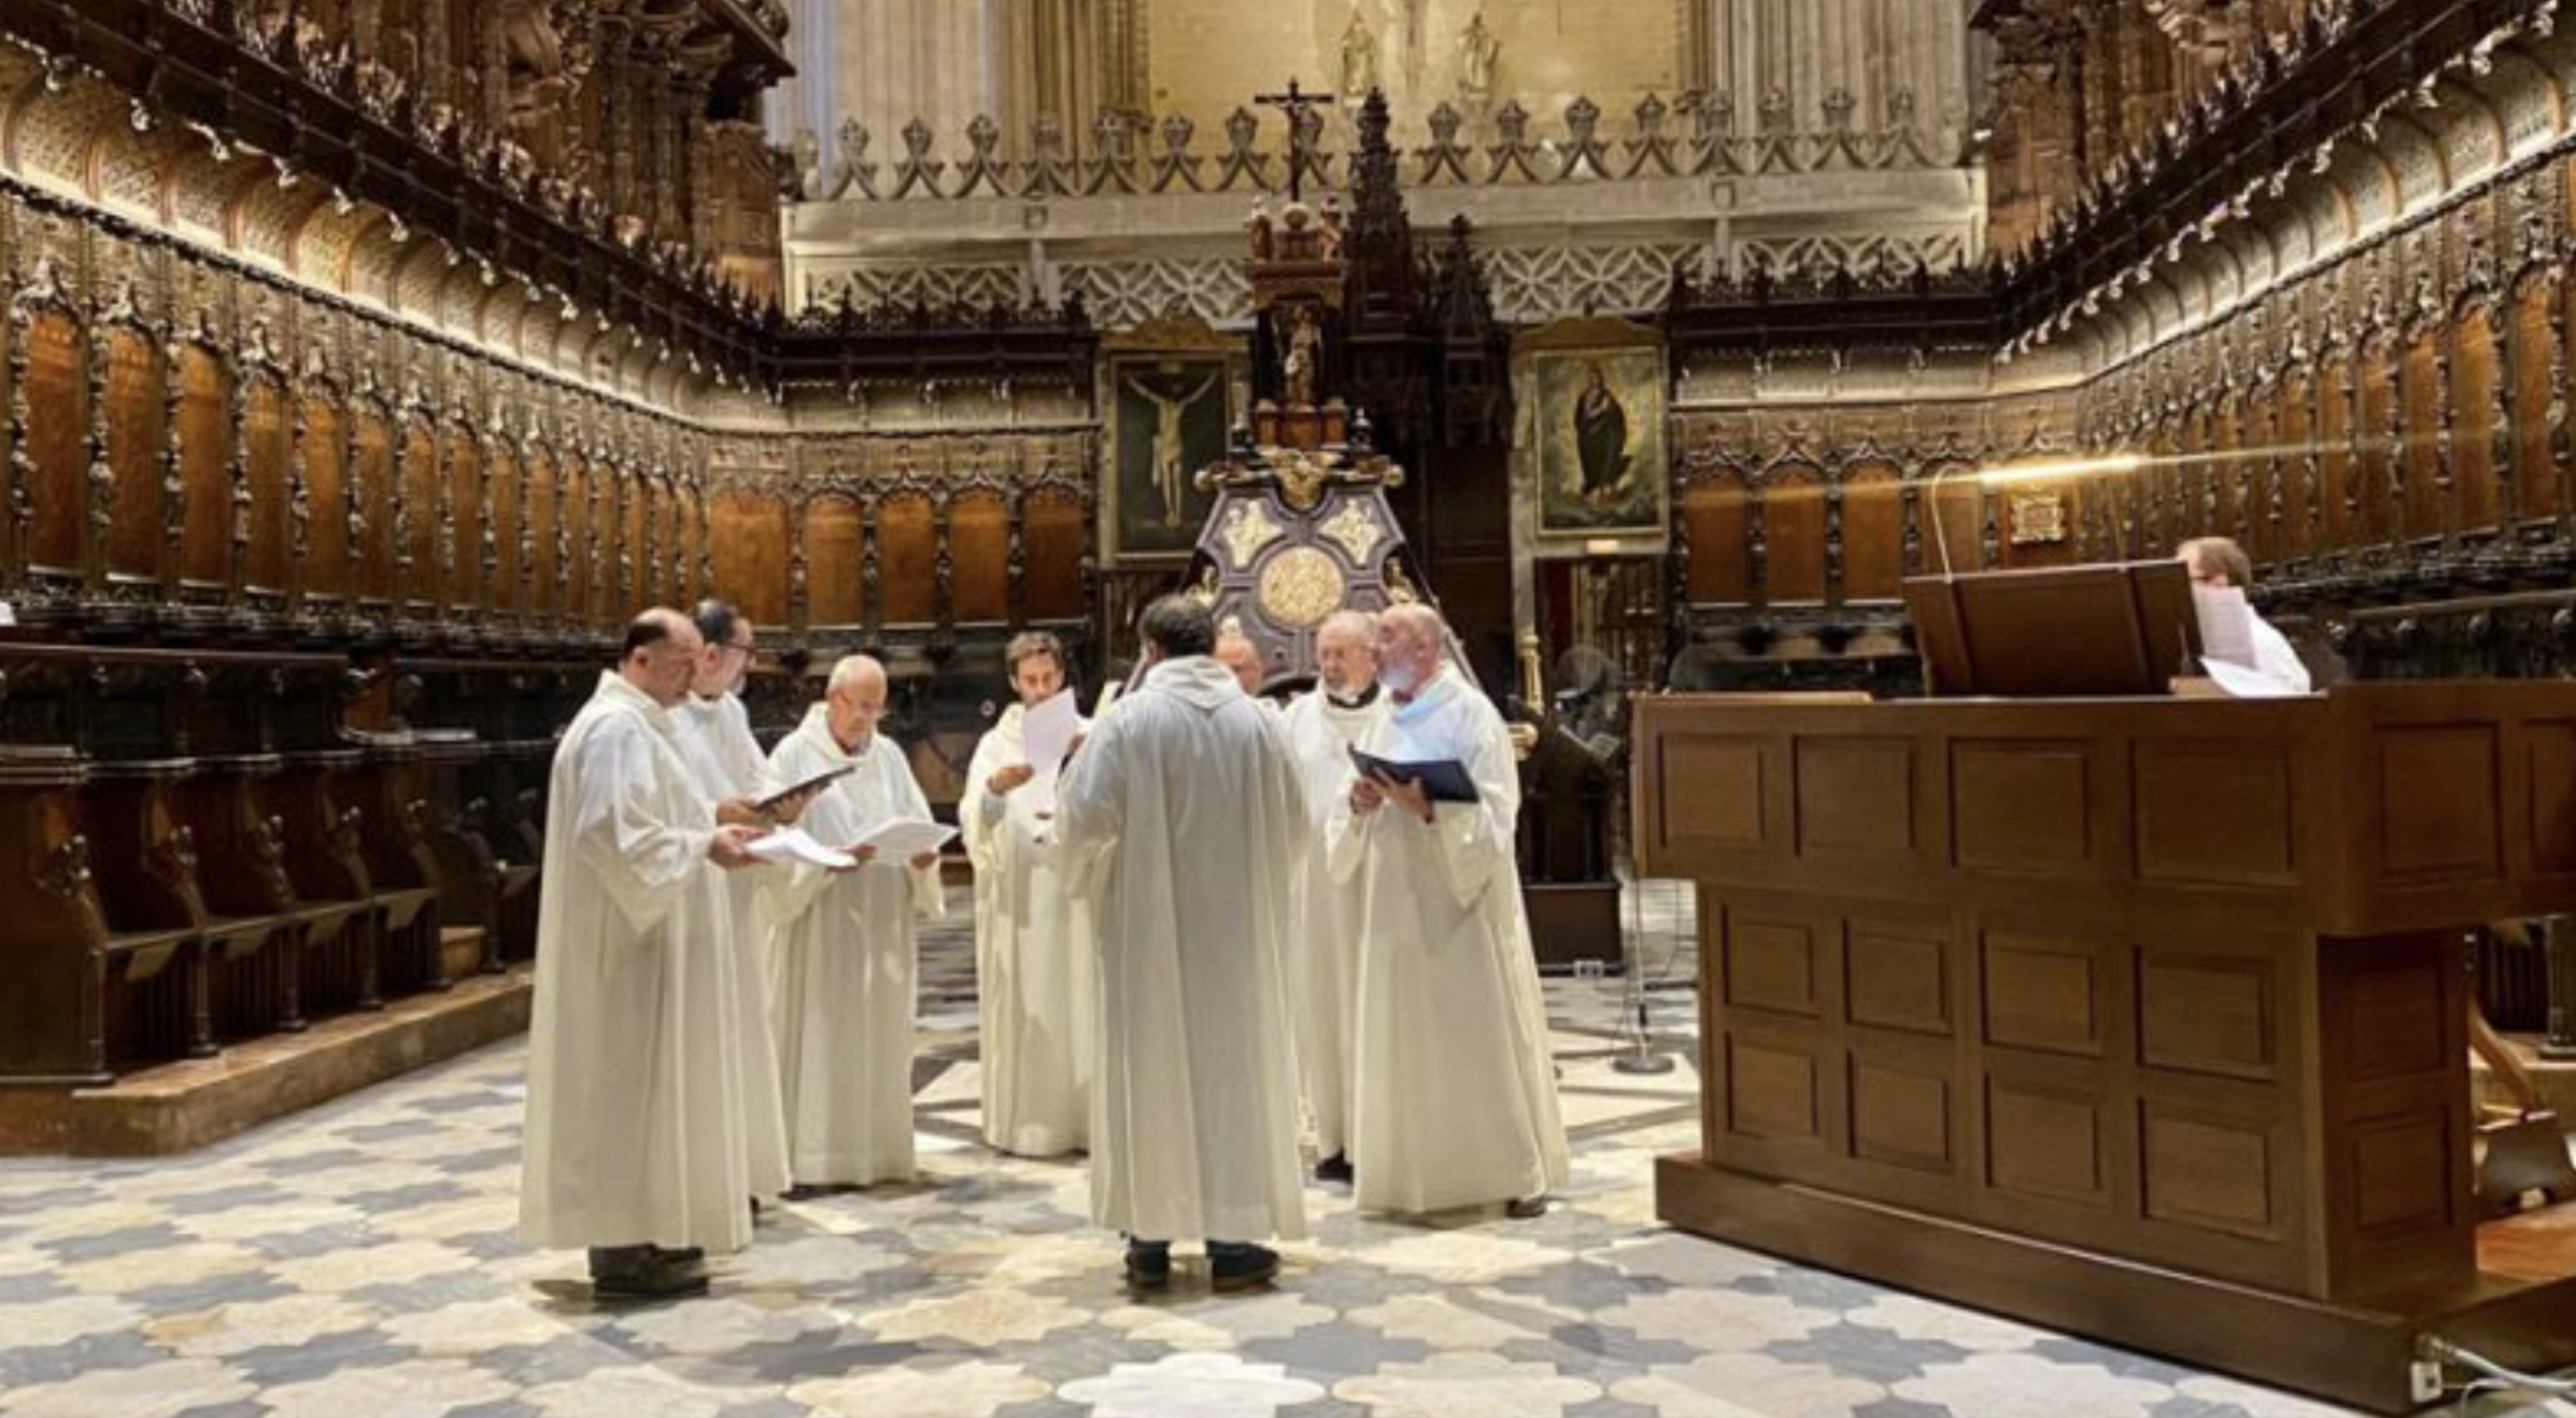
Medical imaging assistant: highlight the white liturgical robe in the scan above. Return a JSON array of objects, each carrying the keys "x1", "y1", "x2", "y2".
[
  {"x1": 963, "y1": 704, "x2": 1097, "y2": 1157},
  {"x1": 2246, "y1": 609, "x2": 2313, "y2": 693},
  {"x1": 1280, "y1": 688, "x2": 1387, "y2": 1162},
  {"x1": 671, "y1": 691, "x2": 793, "y2": 1201},
  {"x1": 1327, "y1": 668, "x2": 1570, "y2": 1214},
  {"x1": 1058, "y1": 655, "x2": 1311, "y2": 1244},
  {"x1": 520, "y1": 671, "x2": 754, "y2": 1254},
  {"x1": 761, "y1": 705, "x2": 945, "y2": 1186}
]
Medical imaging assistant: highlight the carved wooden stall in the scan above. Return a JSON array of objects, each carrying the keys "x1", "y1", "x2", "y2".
[{"x1": 1635, "y1": 684, "x2": 2576, "y2": 1412}]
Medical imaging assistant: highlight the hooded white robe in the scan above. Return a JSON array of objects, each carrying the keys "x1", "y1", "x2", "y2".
[
  {"x1": 962, "y1": 703, "x2": 1097, "y2": 1157},
  {"x1": 760, "y1": 704, "x2": 946, "y2": 1186},
  {"x1": 519, "y1": 671, "x2": 753, "y2": 1254},
  {"x1": 1057, "y1": 655, "x2": 1311, "y2": 1243},
  {"x1": 1280, "y1": 687, "x2": 1388, "y2": 1162},
  {"x1": 1327, "y1": 667, "x2": 1571, "y2": 1214},
  {"x1": 671, "y1": 691, "x2": 793, "y2": 1200}
]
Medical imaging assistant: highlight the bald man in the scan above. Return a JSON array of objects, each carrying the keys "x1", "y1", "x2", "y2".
[
  {"x1": 1280, "y1": 609, "x2": 1386, "y2": 1182},
  {"x1": 520, "y1": 609, "x2": 771, "y2": 1300},
  {"x1": 761, "y1": 655, "x2": 946, "y2": 1189},
  {"x1": 1329, "y1": 604, "x2": 1569, "y2": 1218},
  {"x1": 1215, "y1": 627, "x2": 1267, "y2": 699}
]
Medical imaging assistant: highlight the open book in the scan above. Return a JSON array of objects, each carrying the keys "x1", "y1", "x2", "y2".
[{"x1": 1349, "y1": 748, "x2": 1480, "y2": 805}]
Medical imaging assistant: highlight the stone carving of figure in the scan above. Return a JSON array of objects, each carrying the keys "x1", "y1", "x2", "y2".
[
  {"x1": 1572, "y1": 361, "x2": 1630, "y2": 501},
  {"x1": 1127, "y1": 373, "x2": 1219, "y2": 528},
  {"x1": 1339, "y1": 7, "x2": 1382, "y2": 102},
  {"x1": 1457, "y1": 9, "x2": 1498, "y2": 104},
  {"x1": 1282, "y1": 305, "x2": 1324, "y2": 408},
  {"x1": 1247, "y1": 194, "x2": 1276, "y2": 261}
]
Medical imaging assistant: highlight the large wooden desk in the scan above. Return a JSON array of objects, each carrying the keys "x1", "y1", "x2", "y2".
[{"x1": 1633, "y1": 685, "x2": 2576, "y2": 1412}]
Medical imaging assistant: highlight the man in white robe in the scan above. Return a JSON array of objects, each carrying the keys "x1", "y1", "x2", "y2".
[
  {"x1": 519, "y1": 609, "x2": 769, "y2": 1300},
  {"x1": 1329, "y1": 603, "x2": 1570, "y2": 1218},
  {"x1": 2179, "y1": 536, "x2": 2313, "y2": 692},
  {"x1": 669, "y1": 600, "x2": 793, "y2": 1208},
  {"x1": 1058, "y1": 594, "x2": 1310, "y2": 1291},
  {"x1": 1280, "y1": 609, "x2": 1386, "y2": 1184},
  {"x1": 1215, "y1": 626, "x2": 1267, "y2": 698},
  {"x1": 962, "y1": 631, "x2": 1097, "y2": 1157},
  {"x1": 761, "y1": 655, "x2": 945, "y2": 1189}
]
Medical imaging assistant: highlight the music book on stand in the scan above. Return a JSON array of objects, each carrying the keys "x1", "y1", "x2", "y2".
[{"x1": 1904, "y1": 560, "x2": 2204, "y2": 698}]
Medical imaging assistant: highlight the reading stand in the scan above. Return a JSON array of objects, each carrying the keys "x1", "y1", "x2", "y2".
[{"x1": 1904, "y1": 560, "x2": 2203, "y2": 697}]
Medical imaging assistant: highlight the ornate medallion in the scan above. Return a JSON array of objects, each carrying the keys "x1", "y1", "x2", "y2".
[
  {"x1": 1274, "y1": 450, "x2": 1333, "y2": 511},
  {"x1": 2008, "y1": 492, "x2": 2067, "y2": 545},
  {"x1": 1256, "y1": 546, "x2": 1345, "y2": 627},
  {"x1": 1318, "y1": 501, "x2": 1383, "y2": 564},
  {"x1": 1218, "y1": 500, "x2": 1283, "y2": 568}
]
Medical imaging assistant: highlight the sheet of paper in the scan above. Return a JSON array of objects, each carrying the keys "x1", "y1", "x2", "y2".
[
  {"x1": 1021, "y1": 688, "x2": 1081, "y2": 774},
  {"x1": 746, "y1": 825, "x2": 856, "y2": 871},
  {"x1": 2201, "y1": 657, "x2": 2304, "y2": 700},
  {"x1": 2191, "y1": 584, "x2": 2257, "y2": 671},
  {"x1": 853, "y1": 817, "x2": 959, "y2": 858}
]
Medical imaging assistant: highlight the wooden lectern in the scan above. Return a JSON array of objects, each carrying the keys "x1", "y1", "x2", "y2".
[{"x1": 1633, "y1": 683, "x2": 2576, "y2": 1411}]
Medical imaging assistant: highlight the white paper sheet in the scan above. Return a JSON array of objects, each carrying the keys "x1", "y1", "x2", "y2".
[
  {"x1": 746, "y1": 825, "x2": 857, "y2": 871},
  {"x1": 2201, "y1": 656, "x2": 2305, "y2": 700},
  {"x1": 1021, "y1": 689, "x2": 1081, "y2": 774},
  {"x1": 852, "y1": 817, "x2": 959, "y2": 858},
  {"x1": 2191, "y1": 585, "x2": 2257, "y2": 670}
]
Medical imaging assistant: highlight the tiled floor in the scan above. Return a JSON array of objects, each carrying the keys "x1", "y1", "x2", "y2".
[{"x1": 0, "y1": 885, "x2": 2556, "y2": 1418}]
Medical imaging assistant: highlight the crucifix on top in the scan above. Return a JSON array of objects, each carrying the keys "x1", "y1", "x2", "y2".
[{"x1": 1253, "y1": 78, "x2": 1337, "y2": 203}]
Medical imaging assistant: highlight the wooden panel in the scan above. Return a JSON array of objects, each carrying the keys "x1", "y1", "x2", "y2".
[
  {"x1": 2318, "y1": 371, "x2": 2360, "y2": 550},
  {"x1": 1926, "y1": 476, "x2": 1982, "y2": 575},
  {"x1": 2133, "y1": 741, "x2": 2295, "y2": 886},
  {"x1": 1952, "y1": 739, "x2": 2093, "y2": 871},
  {"x1": 1846, "y1": 923, "x2": 1950, "y2": 1036},
  {"x1": 711, "y1": 490, "x2": 790, "y2": 626},
  {"x1": 2526, "y1": 720, "x2": 2576, "y2": 873},
  {"x1": 1986, "y1": 1079, "x2": 2105, "y2": 1204},
  {"x1": 2373, "y1": 725, "x2": 2500, "y2": 883},
  {"x1": 2400, "y1": 339, "x2": 2443, "y2": 538},
  {"x1": 2276, "y1": 378, "x2": 2313, "y2": 558},
  {"x1": 242, "y1": 380, "x2": 290, "y2": 593},
  {"x1": 1984, "y1": 933, "x2": 2101, "y2": 1056},
  {"x1": 1682, "y1": 479, "x2": 1751, "y2": 603},
  {"x1": 1659, "y1": 735, "x2": 1767, "y2": 848},
  {"x1": 1726, "y1": 1036, "x2": 1819, "y2": 1140},
  {"x1": 2346, "y1": 1115, "x2": 2450, "y2": 1237},
  {"x1": 353, "y1": 411, "x2": 395, "y2": 601},
  {"x1": 1724, "y1": 913, "x2": 1817, "y2": 1017},
  {"x1": 661, "y1": 487, "x2": 691, "y2": 606},
  {"x1": 2513, "y1": 282, "x2": 2560, "y2": 522},
  {"x1": 2139, "y1": 951, "x2": 2274, "y2": 1080},
  {"x1": 951, "y1": 492, "x2": 1009, "y2": 623},
  {"x1": 524, "y1": 453, "x2": 558, "y2": 616},
  {"x1": 2344, "y1": 953, "x2": 2448, "y2": 1080},
  {"x1": 486, "y1": 447, "x2": 520, "y2": 611},
  {"x1": 620, "y1": 478, "x2": 649, "y2": 611},
  {"x1": 1763, "y1": 473, "x2": 1826, "y2": 605},
  {"x1": 877, "y1": 495, "x2": 937, "y2": 625},
  {"x1": 23, "y1": 312, "x2": 84, "y2": 576},
  {"x1": 300, "y1": 400, "x2": 346, "y2": 599},
  {"x1": 1023, "y1": 491, "x2": 1087, "y2": 620},
  {"x1": 559, "y1": 455, "x2": 590, "y2": 622},
  {"x1": 2450, "y1": 313, "x2": 2501, "y2": 537},
  {"x1": 1851, "y1": 1058, "x2": 1950, "y2": 1172},
  {"x1": 1795, "y1": 736, "x2": 1915, "y2": 858},
  {"x1": 445, "y1": 434, "x2": 482, "y2": 608},
  {"x1": 2143, "y1": 1106, "x2": 2277, "y2": 1237},
  {"x1": 2356, "y1": 354, "x2": 2400, "y2": 545},
  {"x1": 105, "y1": 329, "x2": 164, "y2": 580},
  {"x1": 805, "y1": 496, "x2": 864, "y2": 625},
  {"x1": 401, "y1": 424, "x2": 441, "y2": 601},
  {"x1": 1840, "y1": 468, "x2": 1904, "y2": 601}
]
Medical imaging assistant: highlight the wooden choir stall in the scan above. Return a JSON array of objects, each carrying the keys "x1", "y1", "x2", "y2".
[{"x1": 1634, "y1": 675, "x2": 2576, "y2": 1411}]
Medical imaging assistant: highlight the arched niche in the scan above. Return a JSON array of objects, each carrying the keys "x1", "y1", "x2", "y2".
[
  {"x1": 2399, "y1": 329, "x2": 2446, "y2": 540},
  {"x1": 1838, "y1": 460, "x2": 1906, "y2": 602},
  {"x1": 399, "y1": 416, "x2": 443, "y2": 605},
  {"x1": 19, "y1": 305, "x2": 84, "y2": 582},
  {"x1": 298, "y1": 387, "x2": 348, "y2": 604},
  {"x1": 1758, "y1": 464, "x2": 1828, "y2": 607},
  {"x1": 351, "y1": 402, "x2": 396, "y2": 604},
  {"x1": 712, "y1": 487, "x2": 790, "y2": 627},
  {"x1": 804, "y1": 493, "x2": 866, "y2": 629},
  {"x1": 103, "y1": 323, "x2": 165, "y2": 583},
  {"x1": 486, "y1": 440, "x2": 522, "y2": 612},
  {"x1": 177, "y1": 341, "x2": 234, "y2": 590},
  {"x1": 2514, "y1": 273, "x2": 2563, "y2": 525},
  {"x1": 950, "y1": 488, "x2": 1010, "y2": 624},
  {"x1": 2448, "y1": 301, "x2": 2505, "y2": 539},
  {"x1": 1678, "y1": 464, "x2": 1751, "y2": 606},
  {"x1": 524, "y1": 447, "x2": 559, "y2": 618},
  {"x1": 1022, "y1": 486, "x2": 1089, "y2": 622},
  {"x1": 620, "y1": 472, "x2": 653, "y2": 613},
  {"x1": 240, "y1": 372, "x2": 292, "y2": 596},
  {"x1": 877, "y1": 492, "x2": 937, "y2": 626},
  {"x1": 663, "y1": 482, "x2": 698, "y2": 608},
  {"x1": 559, "y1": 452, "x2": 592, "y2": 624},
  {"x1": 445, "y1": 426, "x2": 484, "y2": 611}
]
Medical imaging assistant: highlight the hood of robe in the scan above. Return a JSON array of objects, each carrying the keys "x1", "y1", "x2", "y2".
[
  {"x1": 1141, "y1": 655, "x2": 1246, "y2": 712},
  {"x1": 593, "y1": 669, "x2": 681, "y2": 740},
  {"x1": 792, "y1": 699, "x2": 884, "y2": 765}
]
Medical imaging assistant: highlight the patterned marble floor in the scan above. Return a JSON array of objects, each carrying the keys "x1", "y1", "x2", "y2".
[{"x1": 0, "y1": 884, "x2": 2556, "y2": 1418}]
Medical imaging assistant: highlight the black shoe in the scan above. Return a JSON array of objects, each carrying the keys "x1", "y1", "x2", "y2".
[
  {"x1": 589, "y1": 1246, "x2": 709, "y2": 1301},
  {"x1": 1313, "y1": 1152, "x2": 1353, "y2": 1184},
  {"x1": 1124, "y1": 1239, "x2": 1173, "y2": 1291},
  {"x1": 1207, "y1": 1241, "x2": 1280, "y2": 1292},
  {"x1": 1506, "y1": 1195, "x2": 1549, "y2": 1220}
]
